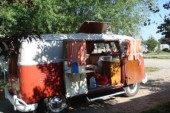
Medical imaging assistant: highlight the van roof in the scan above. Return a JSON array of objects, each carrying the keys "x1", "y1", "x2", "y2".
[{"x1": 39, "y1": 33, "x2": 134, "y2": 41}]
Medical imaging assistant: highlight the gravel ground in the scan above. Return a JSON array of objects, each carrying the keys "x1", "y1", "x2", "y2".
[{"x1": 1, "y1": 59, "x2": 170, "y2": 113}]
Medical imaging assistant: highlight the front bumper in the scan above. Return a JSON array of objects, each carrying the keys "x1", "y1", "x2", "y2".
[
  {"x1": 142, "y1": 73, "x2": 148, "y2": 84},
  {"x1": 4, "y1": 86, "x2": 38, "y2": 112}
]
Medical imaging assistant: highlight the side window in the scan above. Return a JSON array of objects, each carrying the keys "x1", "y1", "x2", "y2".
[
  {"x1": 110, "y1": 42, "x2": 118, "y2": 52},
  {"x1": 92, "y1": 43, "x2": 103, "y2": 54},
  {"x1": 91, "y1": 43, "x2": 111, "y2": 54}
]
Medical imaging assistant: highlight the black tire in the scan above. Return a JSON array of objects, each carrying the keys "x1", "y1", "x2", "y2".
[
  {"x1": 35, "y1": 96, "x2": 68, "y2": 113},
  {"x1": 34, "y1": 99, "x2": 47, "y2": 113},
  {"x1": 124, "y1": 83, "x2": 140, "y2": 97}
]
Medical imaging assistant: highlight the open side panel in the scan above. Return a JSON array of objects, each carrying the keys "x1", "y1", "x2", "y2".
[
  {"x1": 63, "y1": 40, "x2": 88, "y2": 98},
  {"x1": 125, "y1": 56, "x2": 145, "y2": 85}
]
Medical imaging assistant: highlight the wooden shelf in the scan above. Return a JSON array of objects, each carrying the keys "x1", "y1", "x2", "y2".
[{"x1": 66, "y1": 70, "x2": 94, "y2": 75}]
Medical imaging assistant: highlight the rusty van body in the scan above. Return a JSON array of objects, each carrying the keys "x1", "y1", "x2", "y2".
[{"x1": 1, "y1": 22, "x2": 147, "y2": 113}]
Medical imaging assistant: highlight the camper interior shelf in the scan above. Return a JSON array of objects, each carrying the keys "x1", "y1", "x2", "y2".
[{"x1": 66, "y1": 70, "x2": 94, "y2": 75}]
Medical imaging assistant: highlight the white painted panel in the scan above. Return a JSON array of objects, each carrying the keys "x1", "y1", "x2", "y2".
[
  {"x1": 63, "y1": 64, "x2": 88, "y2": 98},
  {"x1": 65, "y1": 73, "x2": 88, "y2": 98},
  {"x1": 18, "y1": 40, "x2": 63, "y2": 65}
]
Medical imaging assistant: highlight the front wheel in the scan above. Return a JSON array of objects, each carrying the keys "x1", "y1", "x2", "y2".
[
  {"x1": 124, "y1": 83, "x2": 140, "y2": 97},
  {"x1": 35, "y1": 96, "x2": 68, "y2": 113}
]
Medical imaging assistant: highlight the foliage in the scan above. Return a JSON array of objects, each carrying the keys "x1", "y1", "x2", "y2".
[
  {"x1": 0, "y1": 0, "x2": 158, "y2": 39},
  {"x1": 157, "y1": 1, "x2": 170, "y2": 38},
  {"x1": 146, "y1": 36, "x2": 158, "y2": 52},
  {"x1": 162, "y1": 48, "x2": 169, "y2": 52},
  {"x1": 0, "y1": 0, "x2": 61, "y2": 38},
  {"x1": 158, "y1": 37, "x2": 170, "y2": 46}
]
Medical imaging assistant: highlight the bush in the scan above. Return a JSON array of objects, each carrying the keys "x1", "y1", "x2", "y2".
[
  {"x1": 146, "y1": 36, "x2": 158, "y2": 52},
  {"x1": 162, "y1": 48, "x2": 169, "y2": 52}
]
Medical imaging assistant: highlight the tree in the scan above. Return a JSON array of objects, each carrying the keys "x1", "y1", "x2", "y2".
[
  {"x1": 157, "y1": 1, "x2": 170, "y2": 38},
  {"x1": 146, "y1": 36, "x2": 158, "y2": 52},
  {"x1": 0, "y1": 0, "x2": 158, "y2": 39},
  {"x1": 159, "y1": 36, "x2": 170, "y2": 45}
]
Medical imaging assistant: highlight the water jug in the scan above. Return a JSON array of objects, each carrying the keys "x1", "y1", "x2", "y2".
[
  {"x1": 71, "y1": 61, "x2": 79, "y2": 74},
  {"x1": 90, "y1": 76, "x2": 96, "y2": 88}
]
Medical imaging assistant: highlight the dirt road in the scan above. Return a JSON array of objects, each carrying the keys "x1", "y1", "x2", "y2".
[{"x1": 1, "y1": 59, "x2": 170, "y2": 113}]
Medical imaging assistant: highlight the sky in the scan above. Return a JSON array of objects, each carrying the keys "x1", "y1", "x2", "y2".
[{"x1": 140, "y1": 0, "x2": 169, "y2": 40}]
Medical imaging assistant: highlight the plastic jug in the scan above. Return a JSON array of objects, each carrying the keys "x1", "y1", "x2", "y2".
[
  {"x1": 90, "y1": 76, "x2": 96, "y2": 88},
  {"x1": 71, "y1": 61, "x2": 79, "y2": 73}
]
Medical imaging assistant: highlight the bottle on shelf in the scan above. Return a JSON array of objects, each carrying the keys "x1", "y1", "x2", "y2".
[{"x1": 90, "y1": 76, "x2": 96, "y2": 88}]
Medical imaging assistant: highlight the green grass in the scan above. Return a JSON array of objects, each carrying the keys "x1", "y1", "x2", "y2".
[
  {"x1": 147, "y1": 51, "x2": 170, "y2": 55},
  {"x1": 144, "y1": 51, "x2": 170, "y2": 59},
  {"x1": 141, "y1": 101, "x2": 170, "y2": 113},
  {"x1": 145, "y1": 67, "x2": 160, "y2": 73}
]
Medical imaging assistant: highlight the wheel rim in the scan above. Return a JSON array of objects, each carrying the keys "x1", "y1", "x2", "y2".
[
  {"x1": 48, "y1": 96, "x2": 67, "y2": 113},
  {"x1": 127, "y1": 83, "x2": 138, "y2": 94}
]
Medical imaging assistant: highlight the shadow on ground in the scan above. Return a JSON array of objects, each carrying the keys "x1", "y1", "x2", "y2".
[{"x1": 1, "y1": 79, "x2": 170, "y2": 113}]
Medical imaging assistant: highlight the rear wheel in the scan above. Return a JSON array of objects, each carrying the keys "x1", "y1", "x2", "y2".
[
  {"x1": 35, "y1": 96, "x2": 68, "y2": 113},
  {"x1": 124, "y1": 83, "x2": 140, "y2": 97}
]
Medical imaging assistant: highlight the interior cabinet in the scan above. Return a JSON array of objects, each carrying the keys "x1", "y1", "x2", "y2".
[{"x1": 102, "y1": 60, "x2": 121, "y2": 85}]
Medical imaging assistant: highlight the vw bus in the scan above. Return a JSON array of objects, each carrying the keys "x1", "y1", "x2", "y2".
[{"x1": 1, "y1": 22, "x2": 147, "y2": 113}]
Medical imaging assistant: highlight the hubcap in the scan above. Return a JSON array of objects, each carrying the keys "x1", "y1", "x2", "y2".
[
  {"x1": 127, "y1": 83, "x2": 137, "y2": 94},
  {"x1": 48, "y1": 96, "x2": 66, "y2": 113}
]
